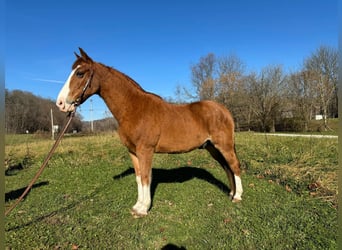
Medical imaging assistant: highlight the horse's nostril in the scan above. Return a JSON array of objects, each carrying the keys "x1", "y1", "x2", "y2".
[{"x1": 56, "y1": 99, "x2": 64, "y2": 108}]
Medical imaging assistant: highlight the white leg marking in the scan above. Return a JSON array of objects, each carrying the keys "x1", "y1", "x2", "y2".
[
  {"x1": 132, "y1": 180, "x2": 151, "y2": 216},
  {"x1": 142, "y1": 184, "x2": 151, "y2": 209},
  {"x1": 133, "y1": 176, "x2": 143, "y2": 211},
  {"x1": 229, "y1": 190, "x2": 234, "y2": 197},
  {"x1": 233, "y1": 175, "x2": 243, "y2": 201}
]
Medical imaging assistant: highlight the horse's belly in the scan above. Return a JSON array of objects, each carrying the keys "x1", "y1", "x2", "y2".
[{"x1": 155, "y1": 130, "x2": 208, "y2": 153}]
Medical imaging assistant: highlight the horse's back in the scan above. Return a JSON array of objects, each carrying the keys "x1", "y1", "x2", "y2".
[
  {"x1": 154, "y1": 100, "x2": 235, "y2": 153},
  {"x1": 187, "y1": 100, "x2": 235, "y2": 128}
]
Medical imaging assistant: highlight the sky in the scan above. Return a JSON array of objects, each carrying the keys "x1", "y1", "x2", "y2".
[{"x1": 6, "y1": 0, "x2": 338, "y2": 121}]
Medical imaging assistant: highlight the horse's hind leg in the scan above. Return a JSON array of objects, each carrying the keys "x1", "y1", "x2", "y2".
[
  {"x1": 205, "y1": 140, "x2": 243, "y2": 202},
  {"x1": 219, "y1": 143, "x2": 243, "y2": 202},
  {"x1": 205, "y1": 142, "x2": 236, "y2": 197}
]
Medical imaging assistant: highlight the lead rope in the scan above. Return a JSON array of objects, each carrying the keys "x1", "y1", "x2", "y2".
[{"x1": 5, "y1": 110, "x2": 76, "y2": 216}]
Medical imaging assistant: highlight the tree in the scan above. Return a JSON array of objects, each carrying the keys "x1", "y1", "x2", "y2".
[
  {"x1": 5, "y1": 89, "x2": 83, "y2": 134},
  {"x1": 216, "y1": 54, "x2": 248, "y2": 130},
  {"x1": 190, "y1": 53, "x2": 218, "y2": 100},
  {"x1": 287, "y1": 70, "x2": 317, "y2": 131},
  {"x1": 304, "y1": 46, "x2": 338, "y2": 130},
  {"x1": 178, "y1": 44, "x2": 337, "y2": 132},
  {"x1": 247, "y1": 65, "x2": 286, "y2": 132}
]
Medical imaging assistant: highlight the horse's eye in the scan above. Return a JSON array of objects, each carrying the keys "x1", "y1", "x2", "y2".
[{"x1": 76, "y1": 71, "x2": 84, "y2": 78}]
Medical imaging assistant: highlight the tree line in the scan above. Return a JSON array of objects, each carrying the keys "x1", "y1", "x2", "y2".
[
  {"x1": 5, "y1": 89, "x2": 82, "y2": 134},
  {"x1": 176, "y1": 45, "x2": 337, "y2": 132},
  {"x1": 5, "y1": 45, "x2": 337, "y2": 134}
]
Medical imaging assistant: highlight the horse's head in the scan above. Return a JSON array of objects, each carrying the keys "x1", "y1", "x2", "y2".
[{"x1": 56, "y1": 48, "x2": 98, "y2": 112}]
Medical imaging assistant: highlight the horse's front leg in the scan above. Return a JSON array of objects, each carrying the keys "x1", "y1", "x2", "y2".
[
  {"x1": 129, "y1": 153, "x2": 143, "y2": 214},
  {"x1": 129, "y1": 150, "x2": 153, "y2": 217}
]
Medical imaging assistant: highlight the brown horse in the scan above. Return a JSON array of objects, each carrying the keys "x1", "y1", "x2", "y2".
[{"x1": 56, "y1": 48, "x2": 243, "y2": 217}]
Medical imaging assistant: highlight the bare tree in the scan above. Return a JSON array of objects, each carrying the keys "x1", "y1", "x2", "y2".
[
  {"x1": 216, "y1": 54, "x2": 248, "y2": 130},
  {"x1": 216, "y1": 54, "x2": 245, "y2": 105},
  {"x1": 304, "y1": 45, "x2": 338, "y2": 130},
  {"x1": 248, "y1": 65, "x2": 286, "y2": 132},
  {"x1": 5, "y1": 89, "x2": 83, "y2": 134},
  {"x1": 179, "y1": 45, "x2": 337, "y2": 132},
  {"x1": 190, "y1": 53, "x2": 218, "y2": 100},
  {"x1": 287, "y1": 70, "x2": 318, "y2": 131}
]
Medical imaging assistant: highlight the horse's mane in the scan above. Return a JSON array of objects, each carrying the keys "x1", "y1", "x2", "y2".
[
  {"x1": 72, "y1": 58, "x2": 164, "y2": 101},
  {"x1": 102, "y1": 63, "x2": 164, "y2": 101}
]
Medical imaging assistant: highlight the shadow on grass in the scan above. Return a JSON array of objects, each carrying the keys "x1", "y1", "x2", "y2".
[
  {"x1": 5, "y1": 181, "x2": 49, "y2": 202},
  {"x1": 161, "y1": 243, "x2": 187, "y2": 250},
  {"x1": 5, "y1": 163, "x2": 24, "y2": 176},
  {"x1": 5, "y1": 187, "x2": 101, "y2": 232},
  {"x1": 6, "y1": 167, "x2": 230, "y2": 232},
  {"x1": 113, "y1": 166, "x2": 231, "y2": 202}
]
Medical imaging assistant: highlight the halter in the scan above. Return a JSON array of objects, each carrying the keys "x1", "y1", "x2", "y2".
[{"x1": 73, "y1": 69, "x2": 94, "y2": 107}]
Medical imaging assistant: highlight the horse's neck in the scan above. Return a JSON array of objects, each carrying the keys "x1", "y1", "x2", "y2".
[{"x1": 97, "y1": 64, "x2": 146, "y2": 124}]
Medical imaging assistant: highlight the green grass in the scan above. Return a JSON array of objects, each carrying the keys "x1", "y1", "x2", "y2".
[
  {"x1": 308, "y1": 118, "x2": 339, "y2": 134},
  {"x1": 5, "y1": 132, "x2": 338, "y2": 249}
]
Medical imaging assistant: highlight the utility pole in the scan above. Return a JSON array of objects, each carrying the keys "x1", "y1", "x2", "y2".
[
  {"x1": 50, "y1": 108, "x2": 54, "y2": 140},
  {"x1": 90, "y1": 99, "x2": 94, "y2": 132}
]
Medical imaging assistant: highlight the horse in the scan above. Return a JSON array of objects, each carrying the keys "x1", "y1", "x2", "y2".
[{"x1": 56, "y1": 48, "x2": 243, "y2": 217}]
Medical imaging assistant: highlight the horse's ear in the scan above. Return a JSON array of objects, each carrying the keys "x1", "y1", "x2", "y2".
[
  {"x1": 78, "y1": 47, "x2": 93, "y2": 62},
  {"x1": 74, "y1": 52, "x2": 80, "y2": 59}
]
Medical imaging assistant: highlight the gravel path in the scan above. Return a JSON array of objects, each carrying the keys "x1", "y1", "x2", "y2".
[{"x1": 257, "y1": 133, "x2": 338, "y2": 139}]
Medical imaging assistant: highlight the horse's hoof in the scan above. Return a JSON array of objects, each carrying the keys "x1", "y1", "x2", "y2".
[
  {"x1": 232, "y1": 198, "x2": 242, "y2": 203},
  {"x1": 130, "y1": 209, "x2": 147, "y2": 218}
]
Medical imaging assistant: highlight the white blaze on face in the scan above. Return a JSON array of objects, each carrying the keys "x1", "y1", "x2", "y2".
[{"x1": 56, "y1": 65, "x2": 80, "y2": 112}]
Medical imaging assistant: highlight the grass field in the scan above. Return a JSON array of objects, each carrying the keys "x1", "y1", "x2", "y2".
[{"x1": 5, "y1": 132, "x2": 338, "y2": 249}]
